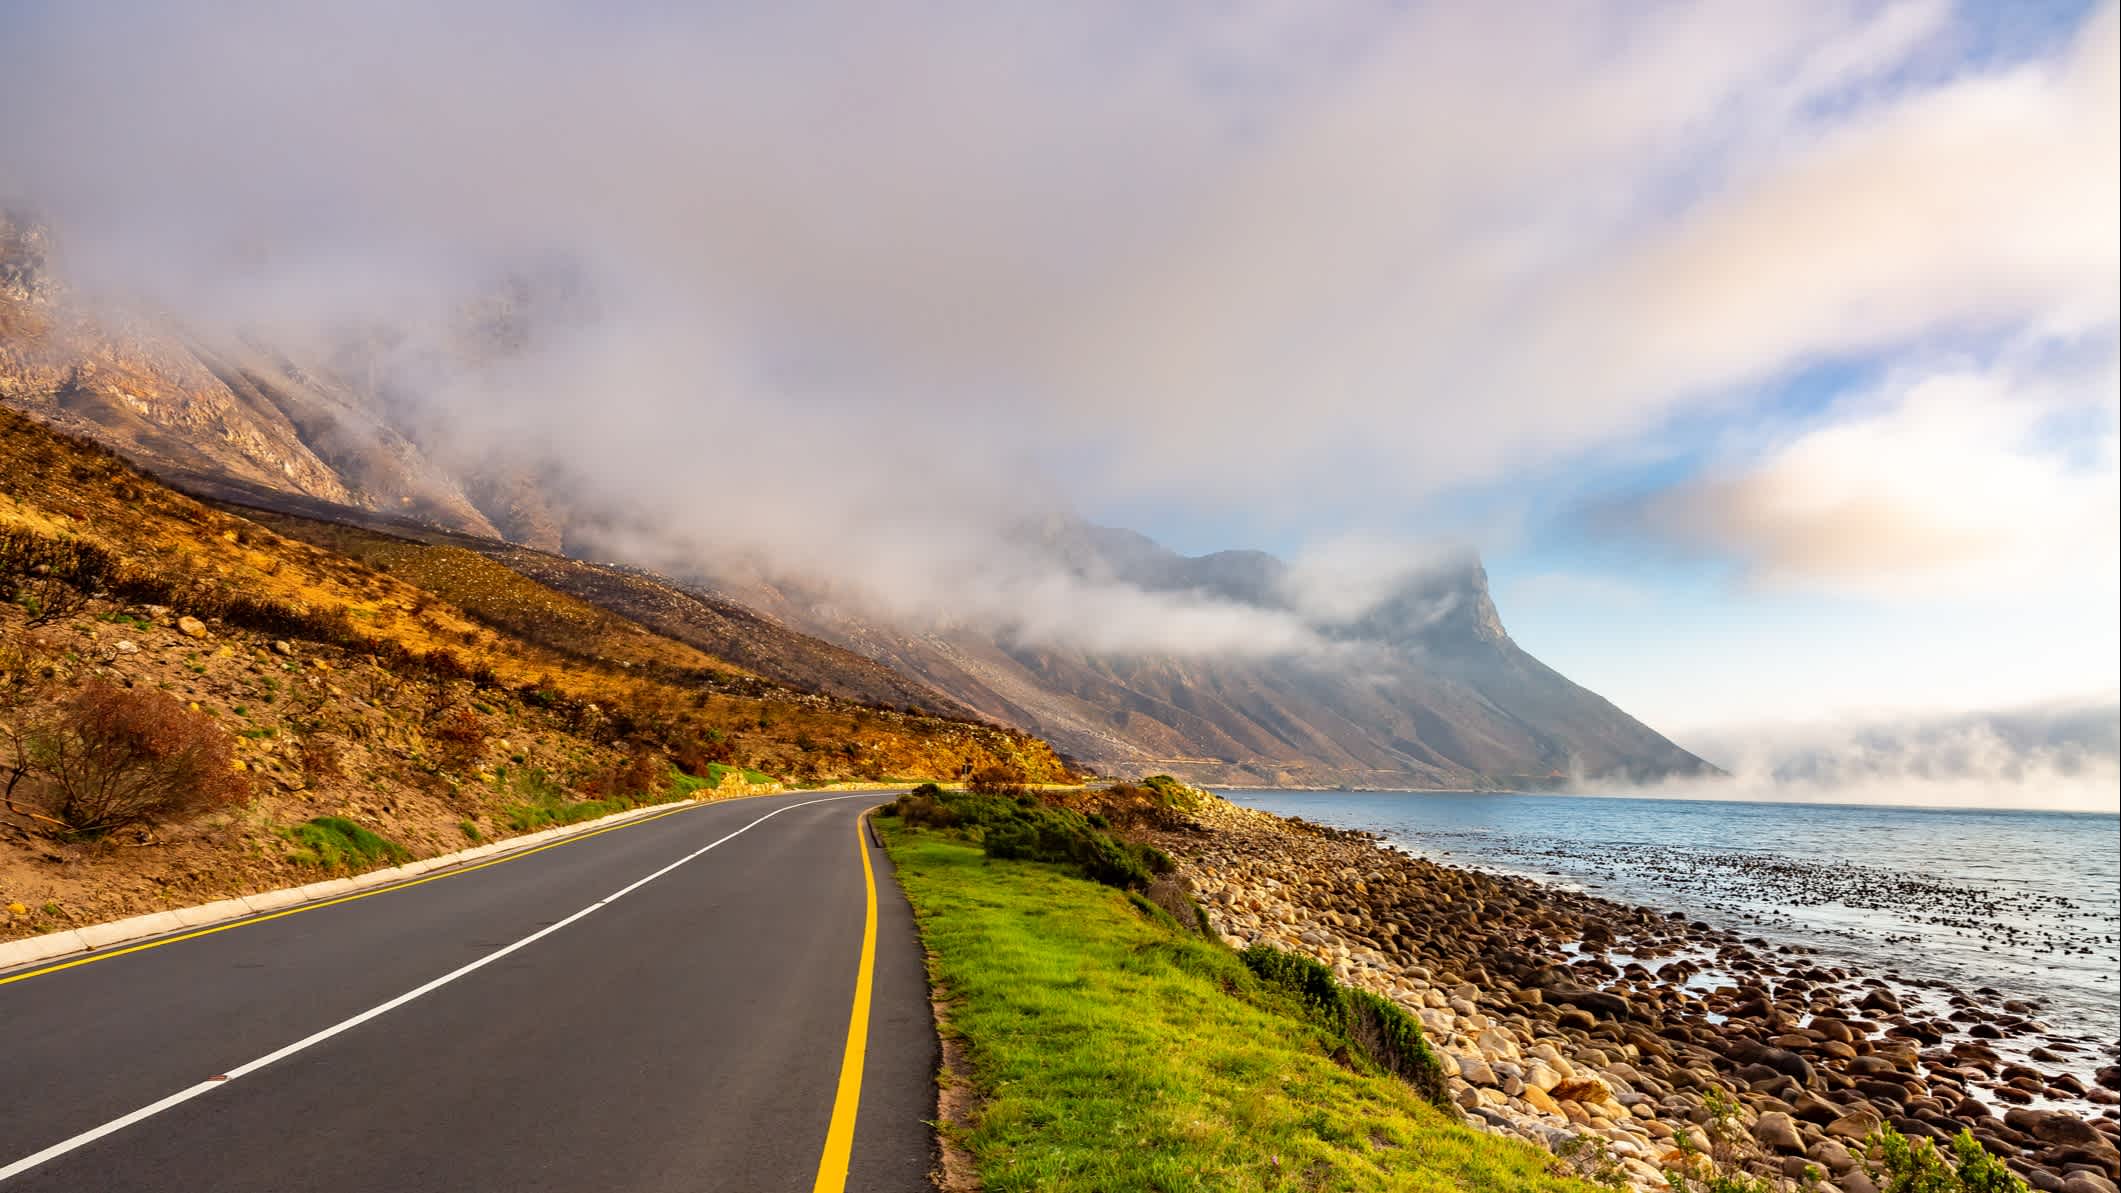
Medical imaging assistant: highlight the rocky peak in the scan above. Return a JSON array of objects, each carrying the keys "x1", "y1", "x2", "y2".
[{"x1": 0, "y1": 209, "x2": 54, "y2": 303}]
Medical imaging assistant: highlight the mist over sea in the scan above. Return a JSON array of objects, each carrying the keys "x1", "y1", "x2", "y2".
[{"x1": 1219, "y1": 790, "x2": 2121, "y2": 1048}]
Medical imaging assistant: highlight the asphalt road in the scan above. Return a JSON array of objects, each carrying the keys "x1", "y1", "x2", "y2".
[{"x1": 0, "y1": 792, "x2": 936, "y2": 1192}]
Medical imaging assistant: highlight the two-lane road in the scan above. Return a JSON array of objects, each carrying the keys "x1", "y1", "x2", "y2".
[{"x1": 0, "y1": 792, "x2": 936, "y2": 1192}]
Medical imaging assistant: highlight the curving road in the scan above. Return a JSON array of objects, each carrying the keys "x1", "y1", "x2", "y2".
[{"x1": 0, "y1": 792, "x2": 935, "y2": 1192}]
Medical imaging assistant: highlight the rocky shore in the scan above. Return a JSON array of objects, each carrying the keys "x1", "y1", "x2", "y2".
[{"x1": 1149, "y1": 797, "x2": 2121, "y2": 1193}]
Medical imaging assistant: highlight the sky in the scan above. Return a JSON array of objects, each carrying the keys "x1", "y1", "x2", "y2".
[{"x1": 1, "y1": 0, "x2": 2116, "y2": 805}]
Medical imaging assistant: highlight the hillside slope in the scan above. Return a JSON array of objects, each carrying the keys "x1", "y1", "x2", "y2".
[{"x1": 0, "y1": 408, "x2": 1069, "y2": 937}]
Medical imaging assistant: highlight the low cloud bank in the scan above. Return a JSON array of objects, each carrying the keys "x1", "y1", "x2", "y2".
[{"x1": 1653, "y1": 702, "x2": 2121, "y2": 812}]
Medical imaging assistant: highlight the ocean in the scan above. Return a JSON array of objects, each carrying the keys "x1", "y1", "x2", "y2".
[{"x1": 1216, "y1": 789, "x2": 2121, "y2": 1053}]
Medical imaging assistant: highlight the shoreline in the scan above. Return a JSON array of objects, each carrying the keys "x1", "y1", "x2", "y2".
[{"x1": 1152, "y1": 795, "x2": 2121, "y2": 1192}]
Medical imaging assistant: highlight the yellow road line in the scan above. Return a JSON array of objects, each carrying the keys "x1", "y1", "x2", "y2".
[
  {"x1": 0, "y1": 802, "x2": 705, "y2": 988},
  {"x1": 812, "y1": 813, "x2": 880, "y2": 1193}
]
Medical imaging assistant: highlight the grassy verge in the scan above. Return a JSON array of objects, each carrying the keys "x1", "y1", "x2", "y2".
[{"x1": 879, "y1": 820, "x2": 1595, "y2": 1193}]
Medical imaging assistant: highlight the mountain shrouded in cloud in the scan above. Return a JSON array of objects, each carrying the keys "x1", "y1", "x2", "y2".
[{"x1": 2, "y1": 2, "x2": 2114, "y2": 798}]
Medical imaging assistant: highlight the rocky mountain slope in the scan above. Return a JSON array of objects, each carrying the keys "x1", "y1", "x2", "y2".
[
  {"x1": 708, "y1": 523, "x2": 1715, "y2": 788},
  {"x1": 2, "y1": 212, "x2": 1712, "y2": 788},
  {"x1": 1, "y1": 407, "x2": 1069, "y2": 935}
]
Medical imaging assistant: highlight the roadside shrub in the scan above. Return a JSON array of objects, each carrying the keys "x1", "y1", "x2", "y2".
[
  {"x1": 1140, "y1": 774, "x2": 1202, "y2": 809},
  {"x1": 1347, "y1": 989, "x2": 1451, "y2": 1108},
  {"x1": 1240, "y1": 944, "x2": 1455, "y2": 1114},
  {"x1": 1240, "y1": 944, "x2": 1349, "y2": 1033},
  {"x1": 1143, "y1": 874, "x2": 1204, "y2": 933},
  {"x1": 966, "y1": 764, "x2": 1028, "y2": 797},
  {"x1": 891, "y1": 786, "x2": 960, "y2": 828},
  {"x1": 284, "y1": 816, "x2": 411, "y2": 869},
  {"x1": 3, "y1": 680, "x2": 252, "y2": 839},
  {"x1": 429, "y1": 706, "x2": 486, "y2": 771},
  {"x1": 672, "y1": 735, "x2": 734, "y2": 774},
  {"x1": 888, "y1": 785, "x2": 1165, "y2": 890},
  {"x1": 582, "y1": 748, "x2": 670, "y2": 806},
  {"x1": 1866, "y1": 1125, "x2": 2025, "y2": 1193}
]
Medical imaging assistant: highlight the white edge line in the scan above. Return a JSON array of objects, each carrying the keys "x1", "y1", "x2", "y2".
[{"x1": 0, "y1": 795, "x2": 863, "y2": 1185}]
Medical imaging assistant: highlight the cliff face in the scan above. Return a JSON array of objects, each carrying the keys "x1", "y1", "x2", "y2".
[{"x1": 707, "y1": 522, "x2": 1716, "y2": 788}]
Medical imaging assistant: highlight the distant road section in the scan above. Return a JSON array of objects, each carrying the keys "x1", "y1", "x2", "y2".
[{"x1": 0, "y1": 792, "x2": 935, "y2": 1193}]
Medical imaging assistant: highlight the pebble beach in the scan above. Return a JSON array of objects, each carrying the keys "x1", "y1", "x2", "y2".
[{"x1": 1148, "y1": 795, "x2": 2121, "y2": 1192}]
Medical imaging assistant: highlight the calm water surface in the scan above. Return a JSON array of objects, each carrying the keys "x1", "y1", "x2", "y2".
[{"x1": 1218, "y1": 789, "x2": 2121, "y2": 1047}]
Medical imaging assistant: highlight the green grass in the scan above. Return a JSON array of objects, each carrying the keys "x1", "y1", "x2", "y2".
[
  {"x1": 283, "y1": 816, "x2": 411, "y2": 870},
  {"x1": 701, "y1": 762, "x2": 776, "y2": 787},
  {"x1": 497, "y1": 765, "x2": 621, "y2": 831},
  {"x1": 880, "y1": 822, "x2": 1594, "y2": 1193}
]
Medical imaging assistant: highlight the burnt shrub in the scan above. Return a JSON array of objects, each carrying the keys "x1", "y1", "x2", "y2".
[
  {"x1": 965, "y1": 764, "x2": 1028, "y2": 797},
  {"x1": 3, "y1": 680, "x2": 253, "y2": 839},
  {"x1": 429, "y1": 705, "x2": 487, "y2": 772},
  {"x1": 0, "y1": 528, "x2": 111, "y2": 626},
  {"x1": 581, "y1": 748, "x2": 670, "y2": 806},
  {"x1": 673, "y1": 736, "x2": 735, "y2": 774}
]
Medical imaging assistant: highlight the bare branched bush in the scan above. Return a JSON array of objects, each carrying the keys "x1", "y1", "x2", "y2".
[
  {"x1": 3, "y1": 681, "x2": 253, "y2": 839},
  {"x1": 429, "y1": 706, "x2": 486, "y2": 772},
  {"x1": 582, "y1": 747, "x2": 668, "y2": 804},
  {"x1": 672, "y1": 736, "x2": 734, "y2": 774}
]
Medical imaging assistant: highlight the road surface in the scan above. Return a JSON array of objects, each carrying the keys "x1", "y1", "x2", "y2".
[{"x1": 0, "y1": 792, "x2": 935, "y2": 1192}]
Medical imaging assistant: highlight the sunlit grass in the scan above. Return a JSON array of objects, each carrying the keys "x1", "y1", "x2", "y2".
[{"x1": 882, "y1": 822, "x2": 1595, "y2": 1193}]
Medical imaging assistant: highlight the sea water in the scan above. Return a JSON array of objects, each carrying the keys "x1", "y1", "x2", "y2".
[{"x1": 1217, "y1": 789, "x2": 2121, "y2": 1050}]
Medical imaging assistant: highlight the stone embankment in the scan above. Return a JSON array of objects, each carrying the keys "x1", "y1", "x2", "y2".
[{"x1": 1151, "y1": 798, "x2": 2121, "y2": 1193}]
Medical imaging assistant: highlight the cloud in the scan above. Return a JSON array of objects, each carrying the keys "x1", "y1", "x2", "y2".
[
  {"x1": 0, "y1": 0, "x2": 2113, "y2": 657},
  {"x1": 1660, "y1": 700, "x2": 2121, "y2": 812},
  {"x1": 1605, "y1": 350, "x2": 2120, "y2": 597}
]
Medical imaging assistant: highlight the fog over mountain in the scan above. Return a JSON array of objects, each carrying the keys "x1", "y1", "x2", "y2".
[{"x1": 2, "y1": 2, "x2": 2114, "y2": 801}]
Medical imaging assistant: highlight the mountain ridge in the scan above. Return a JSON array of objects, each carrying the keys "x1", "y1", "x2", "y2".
[{"x1": 2, "y1": 214, "x2": 1716, "y2": 788}]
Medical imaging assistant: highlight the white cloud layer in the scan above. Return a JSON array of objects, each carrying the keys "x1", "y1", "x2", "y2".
[
  {"x1": 1, "y1": 1, "x2": 2114, "y2": 682},
  {"x1": 1661, "y1": 700, "x2": 2121, "y2": 812},
  {"x1": 1620, "y1": 350, "x2": 2120, "y2": 598}
]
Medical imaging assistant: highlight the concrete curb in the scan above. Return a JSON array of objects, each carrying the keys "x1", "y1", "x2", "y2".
[{"x1": 0, "y1": 798, "x2": 701, "y2": 976}]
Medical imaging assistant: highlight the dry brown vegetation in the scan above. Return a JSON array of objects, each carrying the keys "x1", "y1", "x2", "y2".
[{"x1": 0, "y1": 407, "x2": 1071, "y2": 937}]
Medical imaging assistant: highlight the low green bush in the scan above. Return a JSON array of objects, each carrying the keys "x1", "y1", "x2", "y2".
[
  {"x1": 1240, "y1": 943, "x2": 1455, "y2": 1113},
  {"x1": 500, "y1": 765, "x2": 621, "y2": 830},
  {"x1": 1867, "y1": 1125, "x2": 2025, "y2": 1193},
  {"x1": 885, "y1": 786, "x2": 1168, "y2": 890}
]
